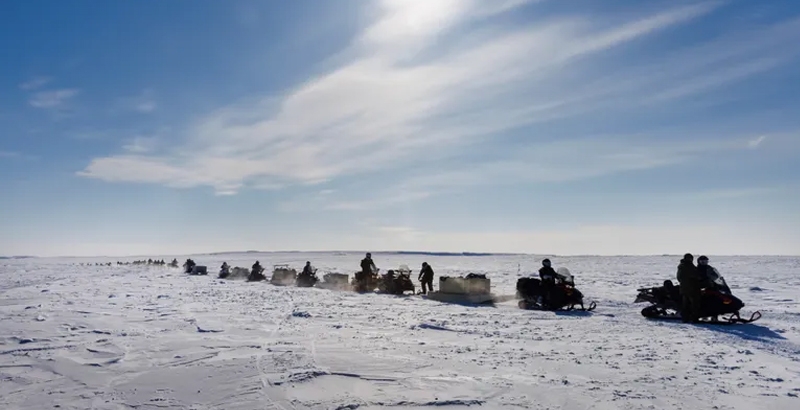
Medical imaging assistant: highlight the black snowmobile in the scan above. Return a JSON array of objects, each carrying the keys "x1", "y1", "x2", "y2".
[
  {"x1": 219, "y1": 264, "x2": 230, "y2": 279},
  {"x1": 377, "y1": 266, "x2": 415, "y2": 295},
  {"x1": 296, "y1": 266, "x2": 319, "y2": 287},
  {"x1": 352, "y1": 268, "x2": 379, "y2": 293},
  {"x1": 247, "y1": 264, "x2": 267, "y2": 282},
  {"x1": 516, "y1": 268, "x2": 596, "y2": 311},
  {"x1": 634, "y1": 268, "x2": 761, "y2": 324}
]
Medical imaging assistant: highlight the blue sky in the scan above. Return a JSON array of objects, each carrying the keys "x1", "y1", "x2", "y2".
[{"x1": 2, "y1": 0, "x2": 799, "y2": 257}]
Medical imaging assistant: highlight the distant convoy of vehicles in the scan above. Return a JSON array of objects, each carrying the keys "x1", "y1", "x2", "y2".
[{"x1": 84, "y1": 252, "x2": 760, "y2": 325}]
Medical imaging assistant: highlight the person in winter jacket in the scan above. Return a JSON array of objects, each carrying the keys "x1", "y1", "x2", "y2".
[
  {"x1": 360, "y1": 253, "x2": 377, "y2": 276},
  {"x1": 539, "y1": 259, "x2": 557, "y2": 283},
  {"x1": 418, "y1": 262, "x2": 434, "y2": 294},
  {"x1": 302, "y1": 261, "x2": 314, "y2": 276},
  {"x1": 695, "y1": 255, "x2": 716, "y2": 288},
  {"x1": 676, "y1": 253, "x2": 702, "y2": 323},
  {"x1": 538, "y1": 259, "x2": 558, "y2": 306}
]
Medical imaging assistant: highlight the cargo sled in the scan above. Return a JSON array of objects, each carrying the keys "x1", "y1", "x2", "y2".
[
  {"x1": 634, "y1": 268, "x2": 761, "y2": 324},
  {"x1": 315, "y1": 272, "x2": 351, "y2": 291},
  {"x1": 424, "y1": 273, "x2": 495, "y2": 304},
  {"x1": 221, "y1": 266, "x2": 250, "y2": 280},
  {"x1": 270, "y1": 264, "x2": 297, "y2": 286},
  {"x1": 516, "y1": 268, "x2": 596, "y2": 311}
]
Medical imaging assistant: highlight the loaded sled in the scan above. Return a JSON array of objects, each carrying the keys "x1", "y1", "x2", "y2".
[
  {"x1": 316, "y1": 272, "x2": 351, "y2": 291},
  {"x1": 424, "y1": 273, "x2": 495, "y2": 304},
  {"x1": 516, "y1": 268, "x2": 596, "y2": 311},
  {"x1": 634, "y1": 268, "x2": 761, "y2": 324},
  {"x1": 270, "y1": 264, "x2": 297, "y2": 286}
]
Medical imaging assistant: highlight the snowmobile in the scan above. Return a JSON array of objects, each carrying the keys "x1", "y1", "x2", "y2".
[
  {"x1": 183, "y1": 259, "x2": 196, "y2": 274},
  {"x1": 219, "y1": 264, "x2": 230, "y2": 279},
  {"x1": 516, "y1": 268, "x2": 596, "y2": 311},
  {"x1": 376, "y1": 265, "x2": 415, "y2": 295},
  {"x1": 634, "y1": 268, "x2": 761, "y2": 324},
  {"x1": 247, "y1": 266, "x2": 267, "y2": 282},
  {"x1": 352, "y1": 267, "x2": 380, "y2": 293},
  {"x1": 296, "y1": 266, "x2": 319, "y2": 287}
]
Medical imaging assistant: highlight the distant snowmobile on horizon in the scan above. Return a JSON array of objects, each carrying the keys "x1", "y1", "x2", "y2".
[{"x1": 634, "y1": 267, "x2": 761, "y2": 324}]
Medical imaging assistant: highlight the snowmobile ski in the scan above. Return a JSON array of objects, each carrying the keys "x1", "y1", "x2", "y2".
[{"x1": 518, "y1": 299, "x2": 596, "y2": 312}]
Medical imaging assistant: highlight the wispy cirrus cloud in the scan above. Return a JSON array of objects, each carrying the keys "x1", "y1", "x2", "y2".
[
  {"x1": 28, "y1": 88, "x2": 80, "y2": 109},
  {"x1": 18, "y1": 76, "x2": 52, "y2": 90},
  {"x1": 77, "y1": 0, "x2": 798, "y2": 196},
  {"x1": 122, "y1": 135, "x2": 159, "y2": 153}
]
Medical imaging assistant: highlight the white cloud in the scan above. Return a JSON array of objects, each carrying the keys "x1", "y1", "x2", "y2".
[
  {"x1": 78, "y1": 1, "x2": 796, "y2": 195},
  {"x1": 0, "y1": 150, "x2": 20, "y2": 158},
  {"x1": 28, "y1": 88, "x2": 80, "y2": 108},
  {"x1": 131, "y1": 88, "x2": 157, "y2": 113},
  {"x1": 122, "y1": 136, "x2": 159, "y2": 153},
  {"x1": 19, "y1": 76, "x2": 52, "y2": 90},
  {"x1": 748, "y1": 135, "x2": 767, "y2": 149}
]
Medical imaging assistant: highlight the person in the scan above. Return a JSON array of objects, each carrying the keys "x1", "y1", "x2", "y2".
[
  {"x1": 538, "y1": 259, "x2": 557, "y2": 283},
  {"x1": 252, "y1": 260, "x2": 263, "y2": 275},
  {"x1": 695, "y1": 255, "x2": 716, "y2": 288},
  {"x1": 360, "y1": 253, "x2": 376, "y2": 275},
  {"x1": 356, "y1": 253, "x2": 377, "y2": 292},
  {"x1": 676, "y1": 253, "x2": 702, "y2": 323},
  {"x1": 418, "y1": 262, "x2": 434, "y2": 294},
  {"x1": 302, "y1": 261, "x2": 314, "y2": 276},
  {"x1": 538, "y1": 259, "x2": 558, "y2": 306}
]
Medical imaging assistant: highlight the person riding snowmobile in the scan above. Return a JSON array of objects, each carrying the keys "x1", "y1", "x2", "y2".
[
  {"x1": 418, "y1": 262, "x2": 434, "y2": 294},
  {"x1": 696, "y1": 255, "x2": 717, "y2": 289},
  {"x1": 301, "y1": 261, "x2": 314, "y2": 276},
  {"x1": 252, "y1": 261, "x2": 263, "y2": 275},
  {"x1": 356, "y1": 253, "x2": 377, "y2": 292},
  {"x1": 537, "y1": 259, "x2": 559, "y2": 306},
  {"x1": 220, "y1": 262, "x2": 230, "y2": 274},
  {"x1": 676, "y1": 253, "x2": 702, "y2": 323}
]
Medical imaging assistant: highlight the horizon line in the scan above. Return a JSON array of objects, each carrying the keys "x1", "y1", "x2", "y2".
[{"x1": 4, "y1": 249, "x2": 799, "y2": 259}]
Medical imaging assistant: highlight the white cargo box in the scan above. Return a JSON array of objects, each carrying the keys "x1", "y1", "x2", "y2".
[
  {"x1": 439, "y1": 276, "x2": 490, "y2": 295},
  {"x1": 317, "y1": 273, "x2": 351, "y2": 290},
  {"x1": 270, "y1": 265, "x2": 297, "y2": 286}
]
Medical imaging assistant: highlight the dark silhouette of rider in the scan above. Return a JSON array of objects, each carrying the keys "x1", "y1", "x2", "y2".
[{"x1": 418, "y1": 262, "x2": 434, "y2": 294}]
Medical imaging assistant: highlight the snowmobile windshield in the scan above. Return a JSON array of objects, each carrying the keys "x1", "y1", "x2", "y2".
[{"x1": 707, "y1": 267, "x2": 724, "y2": 285}]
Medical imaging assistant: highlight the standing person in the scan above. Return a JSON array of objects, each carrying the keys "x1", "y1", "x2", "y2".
[
  {"x1": 676, "y1": 253, "x2": 702, "y2": 323},
  {"x1": 418, "y1": 262, "x2": 434, "y2": 294},
  {"x1": 360, "y1": 253, "x2": 376, "y2": 275},
  {"x1": 357, "y1": 253, "x2": 377, "y2": 292}
]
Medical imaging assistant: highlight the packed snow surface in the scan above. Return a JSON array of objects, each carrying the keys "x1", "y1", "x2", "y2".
[{"x1": 1, "y1": 252, "x2": 799, "y2": 410}]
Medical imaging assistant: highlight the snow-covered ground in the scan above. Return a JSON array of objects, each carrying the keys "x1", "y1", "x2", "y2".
[{"x1": 1, "y1": 252, "x2": 799, "y2": 410}]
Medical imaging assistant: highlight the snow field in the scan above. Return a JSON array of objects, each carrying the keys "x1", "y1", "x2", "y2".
[{"x1": 1, "y1": 253, "x2": 799, "y2": 409}]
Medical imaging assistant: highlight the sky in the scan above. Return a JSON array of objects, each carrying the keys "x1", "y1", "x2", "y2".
[{"x1": 1, "y1": 0, "x2": 799, "y2": 257}]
